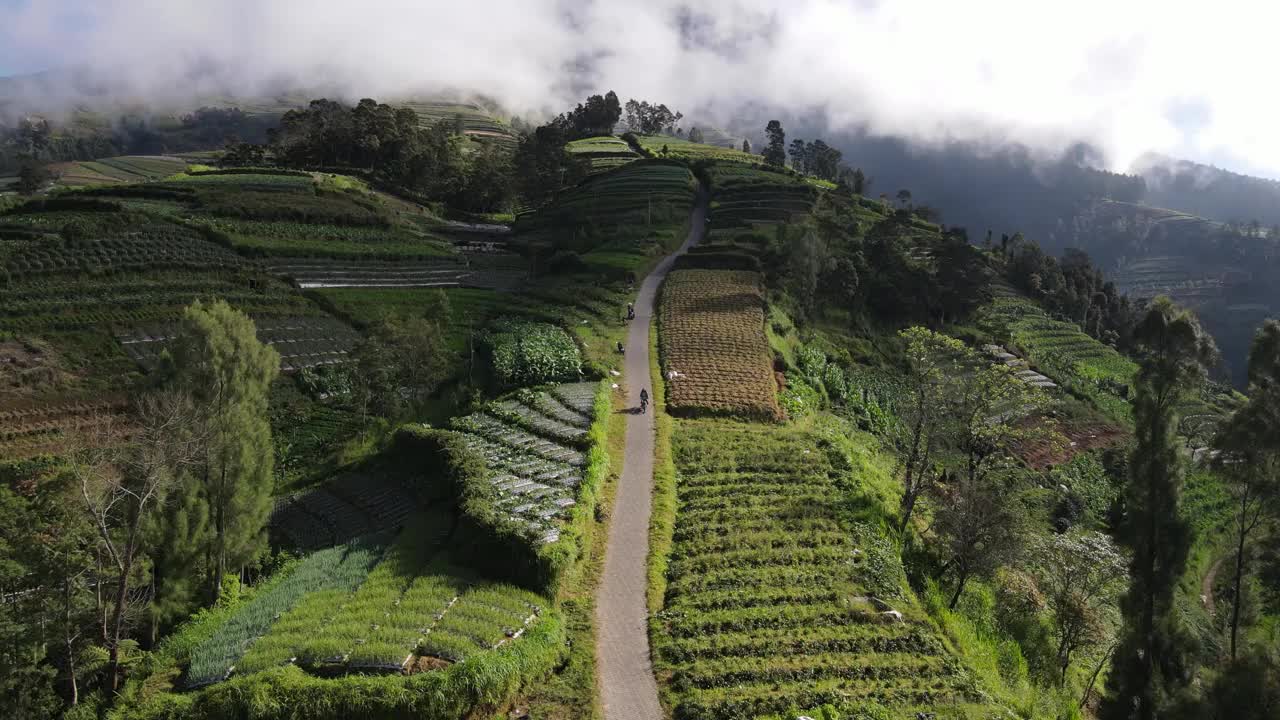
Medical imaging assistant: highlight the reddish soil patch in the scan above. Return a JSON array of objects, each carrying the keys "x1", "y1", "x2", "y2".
[{"x1": 1017, "y1": 420, "x2": 1126, "y2": 470}]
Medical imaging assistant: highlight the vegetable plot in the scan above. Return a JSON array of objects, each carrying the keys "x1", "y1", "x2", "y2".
[
  {"x1": 450, "y1": 381, "x2": 601, "y2": 544},
  {"x1": 185, "y1": 536, "x2": 388, "y2": 687},
  {"x1": 481, "y1": 318, "x2": 582, "y2": 387},
  {"x1": 655, "y1": 421, "x2": 987, "y2": 719},
  {"x1": 659, "y1": 269, "x2": 782, "y2": 421}
]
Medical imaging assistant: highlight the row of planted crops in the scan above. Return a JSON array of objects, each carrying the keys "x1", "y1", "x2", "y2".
[
  {"x1": 654, "y1": 421, "x2": 989, "y2": 719},
  {"x1": 659, "y1": 269, "x2": 783, "y2": 421},
  {"x1": 181, "y1": 516, "x2": 547, "y2": 689},
  {"x1": 449, "y1": 381, "x2": 600, "y2": 545}
]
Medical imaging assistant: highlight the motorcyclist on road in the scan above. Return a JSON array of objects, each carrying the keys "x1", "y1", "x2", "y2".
[{"x1": 639, "y1": 388, "x2": 649, "y2": 414}]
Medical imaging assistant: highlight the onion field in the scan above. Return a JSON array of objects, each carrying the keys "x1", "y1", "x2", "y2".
[
  {"x1": 659, "y1": 269, "x2": 782, "y2": 421},
  {"x1": 183, "y1": 516, "x2": 548, "y2": 687},
  {"x1": 979, "y1": 296, "x2": 1136, "y2": 422},
  {"x1": 210, "y1": 217, "x2": 457, "y2": 260},
  {"x1": 185, "y1": 536, "x2": 390, "y2": 687},
  {"x1": 450, "y1": 382, "x2": 599, "y2": 545},
  {"x1": 655, "y1": 421, "x2": 987, "y2": 719}
]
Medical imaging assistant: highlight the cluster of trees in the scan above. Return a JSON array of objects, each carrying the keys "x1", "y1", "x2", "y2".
[
  {"x1": 893, "y1": 300, "x2": 1280, "y2": 715},
  {"x1": 771, "y1": 194, "x2": 990, "y2": 329},
  {"x1": 260, "y1": 98, "x2": 511, "y2": 212},
  {"x1": 622, "y1": 99, "x2": 683, "y2": 135},
  {"x1": 788, "y1": 138, "x2": 843, "y2": 181},
  {"x1": 0, "y1": 300, "x2": 279, "y2": 715},
  {"x1": 758, "y1": 120, "x2": 851, "y2": 185},
  {"x1": 1, "y1": 109, "x2": 273, "y2": 179},
  {"x1": 893, "y1": 326, "x2": 1128, "y2": 691},
  {"x1": 998, "y1": 235, "x2": 1139, "y2": 348},
  {"x1": 511, "y1": 92, "x2": 685, "y2": 206},
  {"x1": 558, "y1": 92, "x2": 623, "y2": 140}
]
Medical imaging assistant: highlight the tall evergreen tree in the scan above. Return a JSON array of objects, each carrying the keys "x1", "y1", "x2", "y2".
[
  {"x1": 1103, "y1": 297, "x2": 1217, "y2": 720},
  {"x1": 763, "y1": 121, "x2": 786, "y2": 166},
  {"x1": 1214, "y1": 320, "x2": 1280, "y2": 660},
  {"x1": 165, "y1": 300, "x2": 279, "y2": 601}
]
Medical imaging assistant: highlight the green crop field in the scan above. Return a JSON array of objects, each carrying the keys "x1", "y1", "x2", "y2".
[
  {"x1": 566, "y1": 135, "x2": 639, "y2": 175},
  {"x1": 655, "y1": 420, "x2": 989, "y2": 718},
  {"x1": 515, "y1": 160, "x2": 697, "y2": 275},
  {"x1": 54, "y1": 155, "x2": 188, "y2": 187},
  {"x1": 706, "y1": 162, "x2": 819, "y2": 231},
  {"x1": 635, "y1": 134, "x2": 761, "y2": 164},
  {"x1": 170, "y1": 513, "x2": 550, "y2": 696}
]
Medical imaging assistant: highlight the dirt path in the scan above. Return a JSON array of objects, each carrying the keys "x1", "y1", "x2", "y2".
[
  {"x1": 1203, "y1": 553, "x2": 1226, "y2": 616},
  {"x1": 595, "y1": 194, "x2": 707, "y2": 720}
]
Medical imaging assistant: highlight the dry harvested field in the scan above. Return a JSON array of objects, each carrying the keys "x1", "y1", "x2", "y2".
[{"x1": 658, "y1": 269, "x2": 781, "y2": 421}]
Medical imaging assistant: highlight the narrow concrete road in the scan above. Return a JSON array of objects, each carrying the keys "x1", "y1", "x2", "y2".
[{"x1": 596, "y1": 194, "x2": 707, "y2": 720}]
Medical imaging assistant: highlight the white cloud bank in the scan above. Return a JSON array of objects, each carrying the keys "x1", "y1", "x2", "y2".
[{"x1": 3, "y1": 0, "x2": 1278, "y2": 176}]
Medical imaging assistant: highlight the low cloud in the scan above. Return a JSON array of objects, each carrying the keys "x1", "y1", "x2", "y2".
[{"x1": 3, "y1": 0, "x2": 1278, "y2": 177}]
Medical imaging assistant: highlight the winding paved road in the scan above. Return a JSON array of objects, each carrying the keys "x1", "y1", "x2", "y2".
[{"x1": 595, "y1": 194, "x2": 707, "y2": 720}]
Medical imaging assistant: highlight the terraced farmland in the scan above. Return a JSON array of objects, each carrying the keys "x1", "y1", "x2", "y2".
[
  {"x1": 268, "y1": 253, "x2": 526, "y2": 290},
  {"x1": 706, "y1": 162, "x2": 818, "y2": 230},
  {"x1": 53, "y1": 155, "x2": 187, "y2": 187},
  {"x1": 0, "y1": 396, "x2": 129, "y2": 459},
  {"x1": 118, "y1": 315, "x2": 360, "y2": 373},
  {"x1": 1111, "y1": 255, "x2": 1233, "y2": 307},
  {"x1": 566, "y1": 135, "x2": 639, "y2": 176},
  {"x1": 208, "y1": 217, "x2": 457, "y2": 260},
  {"x1": 979, "y1": 296, "x2": 1136, "y2": 422},
  {"x1": 185, "y1": 536, "x2": 390, "y2": 687},
  {"x1": 398, "y1": 100, "x2": 516, "y2": 146},
  {"x1": 655, "y1": 421, "x2": 987, "y2": 719},
  {"x1": 514, "y1": 160, "x2": 697, "y2": 274},
  {"x1": 635, "y1": 135, "x2": 760, "y2": 164},
  {"x1": 450, "y1": 382, "x2": 601, "y2": 545},
  {"x1": 659, "y1": 269, "x2": 781, "y2": 421}
]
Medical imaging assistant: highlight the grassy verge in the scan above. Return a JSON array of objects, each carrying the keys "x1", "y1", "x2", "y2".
[
  {"x1": 647, "y1": 320, "x2": 678, "y2": 617},
  {"x1": 513, "y1": 383, "x2": 628, "y2": 719}
]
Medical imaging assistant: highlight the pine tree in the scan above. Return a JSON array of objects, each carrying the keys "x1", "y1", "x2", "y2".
[
  {"x1": 763, "y1": 121, "x2": 786, "y2": 166},
  {"x1": 1102, "y1": 297, "x2": 1216, "y2": 719},
  {"x1": 165, "y1": 300, "x2": 279, "y2": 601}
]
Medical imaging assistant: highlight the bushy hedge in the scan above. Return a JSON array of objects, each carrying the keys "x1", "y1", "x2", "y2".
[
  {"x1": 480, "y1": 319, "x2": 582, "y2": 388},
  {"x1": 110, "y1": 612, "x2": 566, "y2": 720}
]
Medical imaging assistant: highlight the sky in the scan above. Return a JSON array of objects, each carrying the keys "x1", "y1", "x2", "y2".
[{"x1": 2, "y1": 0, "x2": 1279, "y2": 179}]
